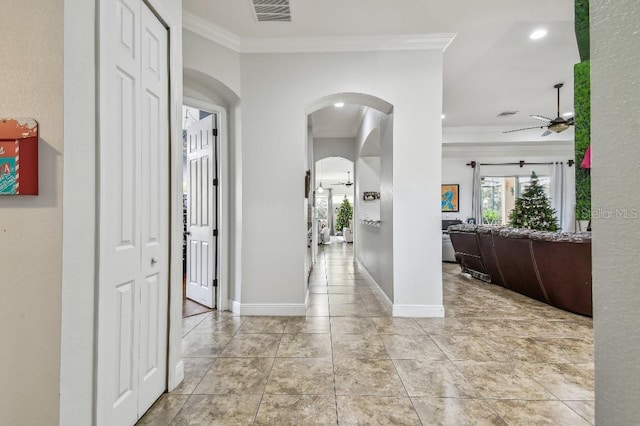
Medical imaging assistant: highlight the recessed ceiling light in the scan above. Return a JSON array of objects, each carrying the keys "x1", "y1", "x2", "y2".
[
  {"x1": 441, "y1": 114, "x2": 446, "y2": 119},
  {"x1": 562, "y1": 111, "x2": 574, "y2": 117},
  {"x1": 530, "y1": 29, "x2": 547, "y2": 40},
  {"x1": 334, "y1": 102, "x2": 344, "y2": 108}
]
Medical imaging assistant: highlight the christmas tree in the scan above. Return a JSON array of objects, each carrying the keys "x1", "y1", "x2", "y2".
[
  {"x1": 508, "y1": 171, "x2": 559, "y2": 231},
  {"x1": 335, "y1": 198, "x2": 353, "y2": 234}
]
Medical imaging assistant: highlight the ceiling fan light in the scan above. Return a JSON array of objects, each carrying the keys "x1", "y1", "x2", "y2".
[
  {"x1": 549, "y1": 122, "x2": 570, "y2": 133},
  {"x1": 317, "y1": 183, "x2": 324, "y2": 193},
  {"x1": 562, "y1": 111, "x2": 574, "y2": 117}
]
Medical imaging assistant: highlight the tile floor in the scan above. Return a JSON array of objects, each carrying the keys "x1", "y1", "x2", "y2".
[{"x1": 139, "y1": 241, "x2": 594, "y2": 425}]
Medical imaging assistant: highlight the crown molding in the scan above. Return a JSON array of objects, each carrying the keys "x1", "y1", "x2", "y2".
[
  {"x1": 183, "y1": 11, "x2": 456, "y2": 54},
  {"x1": 183, "y1": 11, "x2": 242, "y2": 52},
  {"x1": 241, "y1": 33, "x2": 456, "y2": 53}
]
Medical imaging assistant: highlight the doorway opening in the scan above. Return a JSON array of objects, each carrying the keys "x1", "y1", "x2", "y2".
[
  {"x1": 182, "y1": 105, "x2": 219, "y2": 317},
  {"x1": 315, "y1": 157, "x2": 355, "y2": 245}
]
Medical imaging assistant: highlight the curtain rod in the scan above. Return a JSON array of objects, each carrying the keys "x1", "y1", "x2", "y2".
[{"x1": 466, "y1": 160, "x2": 574, "y2": 168}]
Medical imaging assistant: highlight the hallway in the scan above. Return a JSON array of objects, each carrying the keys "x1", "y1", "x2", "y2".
[{"x1": 139, "y1": 242, "x2": 594, "y2": 425}]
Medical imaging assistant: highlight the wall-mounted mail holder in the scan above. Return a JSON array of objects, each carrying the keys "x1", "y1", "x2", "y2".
[{"x1": 0, "y1": 118, "x2": 38, "y2": 195}]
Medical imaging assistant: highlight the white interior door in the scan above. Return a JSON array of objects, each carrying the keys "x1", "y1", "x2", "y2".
[
  {"x1": 97, "y1": 1, "x2": 169, "y2": 425},
  {"x1": 186, "y1": 114, "x2": 217, "y2": 308}
]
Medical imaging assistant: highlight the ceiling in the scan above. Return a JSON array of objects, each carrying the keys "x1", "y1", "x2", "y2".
[
  {"x1": 183, "y1": 0, "x2": 580, "y2": 139},
  {"x1": 316, "y1": 157, "x2": 355, "y2": 198}
]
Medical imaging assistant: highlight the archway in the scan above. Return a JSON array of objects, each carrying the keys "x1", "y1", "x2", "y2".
[{"x1": 306, "y1": 92, "x2": 394, "y2": 303}]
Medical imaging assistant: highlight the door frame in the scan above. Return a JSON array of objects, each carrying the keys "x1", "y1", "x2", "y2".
[{"x1": 183, "y1": 97, "x2": 229, "y2": 312}]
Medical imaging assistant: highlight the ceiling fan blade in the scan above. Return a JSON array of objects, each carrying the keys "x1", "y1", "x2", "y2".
[
  {"x1": 503, "y1": 126, "x2": 544, "y2": 134},
  {"x1": 541, "y1": 130, "x2": 552, "y2": 137},
  {"x1": 530, "y1": 115, "x2": 552, "y2": 123},
  {"x1": 566, "y1": 117, "x2": 575, "y2": 125},
  {"x1": 331, "y1": 182, "x2": 345, "y2": 185}
]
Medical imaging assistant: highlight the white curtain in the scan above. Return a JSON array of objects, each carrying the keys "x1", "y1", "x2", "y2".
[
  {"x1": 550, "y1": 162, "x2": 576, "y2": 231},
  {"x1": 471, "y1": 163, "x2": 483, "y2": 224}
]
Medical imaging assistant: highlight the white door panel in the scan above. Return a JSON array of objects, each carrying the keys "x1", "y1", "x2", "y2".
[
  {"x1": 97, "y1": 1, "x2": 168, "y2": 424},
  {"x1": 138, "y1": 4, "x2": 168, "y2": 416},
  {"x1": 186, "y1": 115, "x2": 217, "y2": 308}
]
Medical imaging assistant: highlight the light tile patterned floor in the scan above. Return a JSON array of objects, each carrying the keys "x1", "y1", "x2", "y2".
[{"x1": 138, "y1": 241, "x2": 594, "y2": 425}]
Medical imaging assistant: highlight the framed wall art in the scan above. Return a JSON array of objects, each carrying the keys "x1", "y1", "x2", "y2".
[{"x1": 441, "y1": 184, "x2": 459, "y2": 212}]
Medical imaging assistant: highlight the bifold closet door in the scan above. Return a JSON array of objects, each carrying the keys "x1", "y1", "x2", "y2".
[{"x1": 96, "y1": 1, "x2": 169, "y2": 424}]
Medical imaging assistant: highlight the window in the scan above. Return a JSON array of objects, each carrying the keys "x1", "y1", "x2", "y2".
[{"x1": 481, "y1": 175, "x2": 550, "y2": 225}]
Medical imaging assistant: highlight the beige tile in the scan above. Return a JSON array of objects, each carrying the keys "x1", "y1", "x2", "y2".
[
  {"x1": 487, "y1": 337, "x2": 571, "y2": 363},
  {"x1": 169, "y1": 357, "x2": 213, "y2": 395},
  {"x1": 533, "y1": 338, "x2": 594, "y2": 363},
  {"x1": 381, "y1": 334, "x2": 447, "y2": 360},
  {"x1": 489, "y1": 400, "x2": 591, "y2": 426},
  {"x1": 327, "y1": 285, "x2": 358, "y2": 294},
  {"x1": 564, "y1": 400, "x2": 595, "y2": 425},
  {"x1": 456, "y1": 361, "x2": 556, "y2": 400},
  {"x1": 190, "y1": 315, "x2": 243, "y2": 336},
  {"x1": 411, "y1": 397, "x2": 506, "y2": 426},
  {"x1": 193, "y1": 357, "x2": 273, "y2": 395},
  {"x1": 181, "y1": 333, "x2": 231, "y2": 358},
  {"x1": 276, "y1": 333, "x2": 332, "y2": 358},
  {"x1": 254, "y1": 395, "x2": 337, "y2": 426},
  {"x1": 305, "y1": 294, "x2": 329, "y2": 306},
  {"x1": 170, "y1": 394, "x2": 261, "y2": 426},
  {"x1": 431, "y1": 335, "x2": 510, "y2": 362},
  {"x1": 284, "y1": 316, "x2": 330, "y2": 333},
  {"x1": 394, "y1": 359, "x2": 478, "y2": 398},
  {"x1": 336, "y1": 396, "x2": 421, "y2": 425},
  {"x1": 332, "y1": 333, "x2": 388, "y2": 359},
  {"x1": 330, "y1": 317, "x2": 377, "y2": 334},
  {"x1": 265, "y1": 358, "x2": 334, "y2": 395},
  {"x1": 371, "y1": 317, "x2": 425, "y2": 335},
  {"x1": 334, "y1": 358, "x2": 406, "y2": 396},
  {"x1": 330, "y1": 303, "x2": 371, "y2": 317},
  {"x1": 519, "y1": 362, "x2": 594, "y2": 400},
  {"x1": 182, "y1": 312, "x2": 211, "y2": 337},
  {"x1": 220, "y1": 334, "x2": 282, "y2": 358},
  {"x1": 236, "y1": 316, "x2": 288, "y2": 334},
  {"x1": 138, "y1": 394, "x2": 189, "y2": 425},
  {"x1": 305, "y1": 304, "x2": 330, "y2": 317},
  {"x1": 328, "y1": 293, "x2": 361, "y2": 304}
]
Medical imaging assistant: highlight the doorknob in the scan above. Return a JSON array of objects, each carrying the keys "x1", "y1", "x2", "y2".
[
  {"x1": 185, "y1": 231, "x2": 191, "y2": 236},
  {"x1": 151, "y1": 257, "x2": 159, "y2": 265}
]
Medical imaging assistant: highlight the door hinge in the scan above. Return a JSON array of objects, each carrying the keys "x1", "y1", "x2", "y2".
[
  {"x1": 213, "y1": 229, "x2": 218, "y2": 237},
  {"x1": 213, "y1": 178, "x2": 219, "y2": 186},
  {"x1": 212, "y1": 128, "x2": 218, "y2": 137},
  {"x1": 213, "y1": 279, "x2": 218, "y2": 288}
]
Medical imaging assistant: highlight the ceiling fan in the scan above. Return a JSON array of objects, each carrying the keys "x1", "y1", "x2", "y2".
[
  {"x1": 332, "y1": 171, "x2": 353, "y2": 187},
  {"x1": 504, "y1": 83, "x2": 574, "y2": 137}
]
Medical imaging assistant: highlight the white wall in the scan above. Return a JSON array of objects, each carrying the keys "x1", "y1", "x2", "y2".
[
  {"x1": 314, "y1": 137, "x2": 356, "y2": 162},
  {"x1": 239, "y1": 50, "x2": 444, "y2": 314},
  {"x1": 1, "y1": 2, "x2": 63, "y2": 424},
  {"x1": 591, "y1": 1, "x2": 640, "y2": 423},
  {"x1": 355, "y1": 108, "x2": 393, "y2": 300}
]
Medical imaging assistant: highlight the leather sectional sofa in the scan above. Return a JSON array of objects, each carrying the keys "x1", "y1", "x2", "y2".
[{"x1": 448, "y1": 224, "x2": 592, "y2": 317}]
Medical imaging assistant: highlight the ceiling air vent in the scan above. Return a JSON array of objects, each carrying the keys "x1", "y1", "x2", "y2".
[{"x1": 252, "y1": 0, "x2": 291, "y2": 22}]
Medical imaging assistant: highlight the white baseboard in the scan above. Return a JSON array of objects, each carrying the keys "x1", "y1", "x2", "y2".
[
  {"x1": 230, "y1": 299, "x2": 241, "y2": 315},
  {"x1": 234, "y1": 303, "x2": 307, "y2": 316},
  {"x1": 355, "y1": 260, "x2": 392, "y2": 308},
  {"x1": 392, "y1": 304, "x2": 445, "y2": 318},
  {"x1": 169, "y1": 360, "x2": 184, "y2": 392}
]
